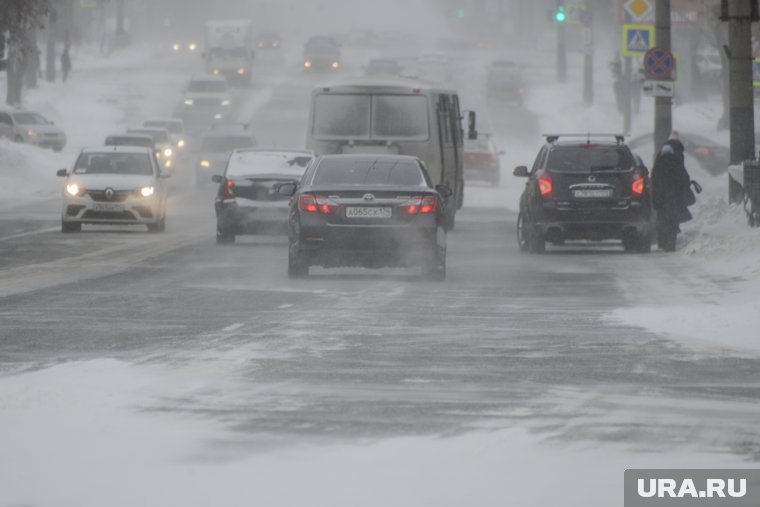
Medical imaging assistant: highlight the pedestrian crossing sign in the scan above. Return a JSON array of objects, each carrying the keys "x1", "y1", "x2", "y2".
[{"x1": 622, "y1": 24, "x2": 653, "y2": 57}]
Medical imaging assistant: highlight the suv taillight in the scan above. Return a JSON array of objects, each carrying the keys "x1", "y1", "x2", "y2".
[
  {"x1": 400, "y1": 195, "x2": 438, "y2": 215},
  {"x1": 537, "y1": 170, "x2": 553, "y2": 197},
  {"x1": 299, "y1": 194, "x2": 338, "y2": 214},
  {"x1": 631, "y1": 173, "x2": 645, "y2": 197}
]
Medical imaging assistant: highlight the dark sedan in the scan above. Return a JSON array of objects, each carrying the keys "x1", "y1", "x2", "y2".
[{"x1": 279, "y1": 155, "x2": 450, "y2": 280}]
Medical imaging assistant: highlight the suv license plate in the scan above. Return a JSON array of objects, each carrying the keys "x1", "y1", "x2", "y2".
[
  {"x1": 345, "y1": 206, "x2": 392, "y2": 219},
  {"x1": 573, "y1": 189, "x2": 613, "y2": 199}
]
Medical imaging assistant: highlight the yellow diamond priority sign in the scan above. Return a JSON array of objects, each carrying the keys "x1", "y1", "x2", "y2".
[{"x1": 624, "y1": 0, "x2": 652, "y2": 21}]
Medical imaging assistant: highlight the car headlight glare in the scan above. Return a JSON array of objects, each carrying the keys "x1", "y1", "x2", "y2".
[
  {"x1": 165, "y1": 160, "x2": 172, "y2": 168},
  {"x1": 304, "y1": 60, "x2": 312, "y2": 68},
  {"x1": 200, "y1": 160, "x2": 211, "y2": 168},
  {"x1": 66, "y1": 183, "x2": 80, "y2": 196},
  {"x1": 177, "y1": 139, "x2": 185, "y2": 148},
  {"x1": 272, "y1": 41, "x2": 279, "y2": 48},
  {"x1": 237, "y1": 68, "x2": 245, "y2": 75},
  {"x1": 26, "y1": 129, "x2": 36, "y2": 137},
  {"x1": 172, "y1": 43, "x2": 181, "y2": 51},
  {"x1": 188, "y1": 43, "x2": 197, "y2": 51},
  {"x1": 258, "y1": 42, "x2": 264, "y2": 48},
  {"x1": 221, "y1": 100, "x2": 231, "y2": 106},
  {"x1": 331, "y1": 61, "x2": 340, "y2": 69},
  {"x1": 213, "y1": 69, "x2": 220, "y2": 75},
  {"x1": 164, "y1": 148, "x2": 173, "y2": 158},
  {"x1": 184, "y1": 99, "x2": 194, "y2": 106},
  {"x1": 140, "y1": 186, "x2": 155, "y2": 197}
]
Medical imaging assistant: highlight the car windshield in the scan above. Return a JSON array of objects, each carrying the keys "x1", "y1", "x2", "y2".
[
  {"x1": 313, "y1": 94, "x2": 429, "y2": 141},
  {"x1": 105, "y1": 136, "x2": 154, "y2": 148},
  {"x1": 127, "y1": 129, "x2": 170, "y2": 144},
  {"x1": 313, "y1": 159, "x2": 424, "y2": 186},
  {"x1": 547, "y1": 146, "x2": 635, "y2": 173},
  {"x1": 188, "y1": 80, "x2": 227, "y2": 93},
  {"x1": 201, "y1": 136, "x2": 256, "y2": 152},
  {"x1": 12, "y1": 113, "x2": 49, "y2": 125},
  {"x1": 144, "y1": 121, "x2": 182, "y2": 134},
  {"x1": 73, "y1": 153, "x2": 154, "y2": 176},
  {"x1": 226, "y1": 152, "x2": 313, "y2": 177}
]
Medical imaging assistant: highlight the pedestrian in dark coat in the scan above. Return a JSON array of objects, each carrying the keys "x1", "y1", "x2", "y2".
[
  {"x1": 651, "y1": 138, "x2": 692, "y2": 251},
  {"x1": 61, "y1": 46, "x2": 72, "y2": 83}
]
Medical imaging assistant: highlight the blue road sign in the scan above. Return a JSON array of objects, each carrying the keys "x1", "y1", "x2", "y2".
[
  {"x1": 622, "y1": 24, "x2": 653, "y2": 57},
  {"x1": 644, "y1": 47, "x2": 675, "y2": 79}
]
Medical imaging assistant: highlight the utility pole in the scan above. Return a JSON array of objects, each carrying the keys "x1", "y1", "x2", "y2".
[
  {"x1": 623, "y1": 10, "x2": 632, "y2": 134},
  {"x1": 653, "y1": 0, "x2": 672, "y2": 152},
  {"x1": 723, "y1": 0, "x2": 756, "y2": 204},
  {"x1": 556, "y1": 0, "x2": 567, "y2": 83},
  {"x1": 582, "y1": 5, "x2": 594, "y2": 106}
]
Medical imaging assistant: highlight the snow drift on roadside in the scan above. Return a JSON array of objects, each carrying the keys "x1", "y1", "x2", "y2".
[{"x1": 0, "y1": 140, "x2": 66, "y2": 204}]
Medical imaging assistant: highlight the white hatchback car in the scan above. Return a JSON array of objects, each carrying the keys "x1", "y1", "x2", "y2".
[{"x1": 57, "y1": 146, "x2": 169, "y2": 233}]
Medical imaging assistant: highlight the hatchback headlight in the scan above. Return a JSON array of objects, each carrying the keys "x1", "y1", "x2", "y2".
[
  {"x1": 66, "y1": 183, "x2": 81, "y2": 196},
  {"x1": 304, "y1": 60, "x2": 312, "y2": 68},
  {"x1": 140, "y1": 186, "x2": 155, "y2": 197},
  {"x1": 172, "y1": 43, "x2": 181, "y2": 51},
  {"x1": 177, "y1": 139, "x2": 185, "y2": 148},
  {"x1": 200, "y1": 160, "x2": 211, "y2": 168},
  {"x1": 164, "y1": 148, "x2": 173, "y2": 158},
  {"x1": 184, "y1": 99, "x2": 194, "y2": 106},
  {"x1": 188, "y1": 42, "x2": 197, "y2": 51}
]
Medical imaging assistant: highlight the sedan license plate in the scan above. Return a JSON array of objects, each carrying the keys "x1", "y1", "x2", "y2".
[
  {"x1": 573, "y1": 188, "x2": 613, "y2": 199},
  {"x1": 345, "y1": 206, "x2": 392, "y2": 219},
  {"x1": 92, "y1": 203, "x2": 124, "y2": 212}
]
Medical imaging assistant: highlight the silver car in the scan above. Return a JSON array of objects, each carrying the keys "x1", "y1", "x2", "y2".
[
  {"x1": 0, "y1": 109, "x2": 67, "y2": 151},
  {"x1": 57, "y1": 146, "x2": 170, "y2": 233}
]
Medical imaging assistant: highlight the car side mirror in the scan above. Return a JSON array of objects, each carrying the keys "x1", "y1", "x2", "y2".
[
  {"x1": 57, "y1": 169, "x2": 68, "y2": 177},
  {"x1": 211, "y1": 174, "x2": 224, "y2": 184},
  {"x1": 435, "y1": 184, "x2": 453, "y2": 198},
  {"x1": 277, "y1": 182, "x2": 297, "y2": 196},
  {"x1": 513, "y1": 166, "x2": 529, "y2": 177}
]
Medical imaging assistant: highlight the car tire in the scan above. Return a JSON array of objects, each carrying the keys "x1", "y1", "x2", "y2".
[
  {"x1": 516, "y1": 212, "x2": 529, "y2": 252},
  {"x1": 422, "y1": 237, "x2": 447, "y2": 282},
  {"x1": 61, "y1": 220, "x2": 81, "y2": 233},
  {"x1": 527, "y1": 228, "x2": 545, "y2": 254},
  {"x1": 216, "y1": 226, "x2": 235, "y2": 244},
  {"x1": 288, "y1": 245, "x2": 309, "y2": 279}
]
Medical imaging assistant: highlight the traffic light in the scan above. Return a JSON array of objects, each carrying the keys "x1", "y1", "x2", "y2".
[
  {"x1": 555, "y1": 5, "x2": 567, "y2": 23},
  {"x1": 457, "y1": 7, "x2": 466, "y2": 18}
]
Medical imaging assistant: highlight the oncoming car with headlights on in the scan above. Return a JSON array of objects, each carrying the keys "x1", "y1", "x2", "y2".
[
  {"x1": 126, "y1": 127, "x2": 175, "y2": 170},
  {"x1": 278, "y1": 154, "x2": 450, "y2": 280},
  {"x1": 57, "y1": 146, "x2": 170, "y2": 233},
  {"x1": 213, "y1": 149, "x2": 314, "y2": 243}
]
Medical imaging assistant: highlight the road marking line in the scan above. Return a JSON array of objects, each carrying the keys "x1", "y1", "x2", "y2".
[
  {"x1": 0, "y1": 226, "x2": 59, "y2": 243},
  {"x1": 222, "y1": 322, "x2": 245, "y2": 332}
]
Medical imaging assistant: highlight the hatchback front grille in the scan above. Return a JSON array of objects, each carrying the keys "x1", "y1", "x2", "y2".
[{"x1": 87, "y1": 190, "x2": 131, "y2": 203}]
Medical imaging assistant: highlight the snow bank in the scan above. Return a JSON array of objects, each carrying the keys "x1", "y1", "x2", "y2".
[
  {"x1": 0, "y1": 140, "x2": 66, "y2": 204},
  {"x1": 0, "y1": 359, "x2": 749, "y2": 507}
]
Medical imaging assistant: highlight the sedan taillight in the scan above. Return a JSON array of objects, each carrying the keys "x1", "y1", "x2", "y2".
[
  {"x1": 299, "y1": 194, "x2": 337, "y2": 214},
  {"x1": 400, "y1": 196, "x2": 438, "y2": 215},
  {"x1": 219, "y1": 178, "x2": 234, "y2": 199}
]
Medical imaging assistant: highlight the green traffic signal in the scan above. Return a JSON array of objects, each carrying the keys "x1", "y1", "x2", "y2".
[
  {"x1": 555, "y1": 6, "x2": 566, "y2": 23},
  {"x1": 457, "y1": 8, "x2": 466, "y2": 18}
]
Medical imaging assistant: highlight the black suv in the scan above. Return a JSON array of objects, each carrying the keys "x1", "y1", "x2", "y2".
[{"x1": 513, "y1": 135, "x2": 653, "y2": 253}]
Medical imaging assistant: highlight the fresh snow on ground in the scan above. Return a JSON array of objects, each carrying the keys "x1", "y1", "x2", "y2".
[{"x1": 0, "y1": 359, "x2": 751, "y2": 507}]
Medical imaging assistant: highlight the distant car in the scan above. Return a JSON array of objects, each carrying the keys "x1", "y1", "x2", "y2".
[
  {"x1": 57, "y1": 146, "x2": 170, "y2": 233},
  {"x1": 464, "y1": 134, "x2": 503, "y2": 186},
  {"x1": 513, "y1": 135, "x2": 653, "y2": 253},
  {"x1": 628, "y1": 132, "x2": 729, "y2": 176},
  {"x1": 104, "y1": 133, "x2": 155, "y2": 151},
  {"x1": 365, "y1": 58, "x2": 402, "y2": 77},
  {"x1": 416, "y1": 51, "x2": 451, "y2": 83},
  {"x1": 178, "y1": 75, "x2": 233, "y2": 126},
  {"x1": 303, "y1": 36, "x2": 341, "y2": 71},
  {"x1": 278, "y1": 154, "x2": 450, "y2": 280},
  {"x1": 126, "y1": 127, "x2": 175, "y2": 169},
  {"x1": 213, "y1": 149, "x2": 315, "y2": 243},
  {"x1": 195, "y1": 124, "x2": 258, "y2": 187},
  {"x1": 143, "y1": 118, "x2": 186, "y2": 150},
  {"x1": 0, "y1": 109, "x2": 67, "y2": 151},
  {"x1": 256, "y1": 32, "x2": 281, "y2": 49},
  {"x1": 170, "y1": 40, "x2": 200, "y2": 54},
  {"x1": 486, "y1": 60, "x2": 525, "y2": 104}
]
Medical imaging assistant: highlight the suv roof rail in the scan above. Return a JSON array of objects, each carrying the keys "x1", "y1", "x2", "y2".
[{"x1": 543, "y1": 133, "x2": 627, "y2": 145}]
